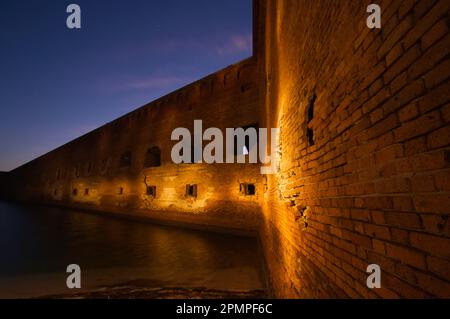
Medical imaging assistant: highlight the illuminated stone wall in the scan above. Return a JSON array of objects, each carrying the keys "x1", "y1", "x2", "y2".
[
  {"x1": 258, "y1": 0, "x2": 450, "y2": 298},
  {"x1": 7, "y1": 58, "x2": 263, "y2": 233}
]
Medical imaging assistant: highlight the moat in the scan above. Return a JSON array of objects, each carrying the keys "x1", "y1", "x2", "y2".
[{"x1": 0, "y1": 200, "x2": 265, "y2": 298}]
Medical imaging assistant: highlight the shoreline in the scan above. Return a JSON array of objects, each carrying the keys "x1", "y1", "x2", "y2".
[{"x1": 40, "y1": 281, "x2": 267, "y2": 299}]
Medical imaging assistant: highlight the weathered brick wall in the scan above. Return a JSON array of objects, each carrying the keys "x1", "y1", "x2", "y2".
[
  {"x1": 258, "y1": 0, "x2": 450, "y2": 298},
  {"x1": 8, "y1": 58, "x2": 263, "y2": 233}
]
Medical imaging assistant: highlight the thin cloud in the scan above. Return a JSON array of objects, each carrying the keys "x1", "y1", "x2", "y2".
[
  {"x1": 215, "y1": 33, "x2": 252, "y2": 57},
  {"x1": 109, "y1": 33, "x2": 253, "y2": 62},
  {"x1": 96, "y1": 33, "x2": 253, "y2": 95},
  {"x1": 127, "y1": 75, "x2": 190, "y2": 90},
  {"x1": 95, "y1": 74, "x2": 194, "y2": 94}
]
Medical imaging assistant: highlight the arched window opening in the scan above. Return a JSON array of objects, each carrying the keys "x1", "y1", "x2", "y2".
[
  {"x1": 119, "y1": 151, "x2": 132, "y2": 168},
  {"x1": 144, "y1": 146, "x2": 161, "y2": 167}
]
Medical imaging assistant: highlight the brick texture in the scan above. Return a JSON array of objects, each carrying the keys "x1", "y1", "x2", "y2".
[{"x1": 258, "y1": 0, "x2": 450, "y2": 298}]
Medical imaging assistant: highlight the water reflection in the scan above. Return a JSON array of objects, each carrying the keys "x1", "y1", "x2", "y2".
[{"x1": 0, "y1": 201, "x2": 264, "y2": 298}]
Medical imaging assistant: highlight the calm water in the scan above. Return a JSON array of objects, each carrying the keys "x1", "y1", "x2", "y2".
[{"x1": 0, "y1": 200, "x2": 264, "y2": 298}]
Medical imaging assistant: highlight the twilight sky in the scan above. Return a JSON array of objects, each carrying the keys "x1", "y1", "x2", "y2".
[{"x1": 0, "y1": 0, "x2": 252, "y2": 171}]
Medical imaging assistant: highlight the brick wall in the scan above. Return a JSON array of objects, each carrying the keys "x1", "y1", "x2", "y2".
[
  {"x1": 258, "y1": 0, "x2": 450, "y2": 298},
  {"x1": 7, "y1": 58, "x2": 263, "y2": 234}
]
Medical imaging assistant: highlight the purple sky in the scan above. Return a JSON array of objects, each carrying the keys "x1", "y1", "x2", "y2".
[{"x1": 0, "y1": 0, "x2": 252, "y2": 171}]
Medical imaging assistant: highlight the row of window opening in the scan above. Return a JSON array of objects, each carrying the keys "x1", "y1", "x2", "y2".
[
  {"x1": 54, "y1": 147, "x2": 162, "y2": 180},
  {"x1": 57, "y1": 122, "x2": 260, "y2": 180},
  {"x1": 68, "y1": 183, "x2": 255, "y2": 199}
]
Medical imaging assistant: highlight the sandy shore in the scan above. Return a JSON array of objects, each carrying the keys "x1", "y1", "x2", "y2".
[
  {"x1": 42, "y1": 282, "x2": 266, "y2": 299},
  {"x1": 1, "y1": 265, "x2": 266, "y2": 298}
]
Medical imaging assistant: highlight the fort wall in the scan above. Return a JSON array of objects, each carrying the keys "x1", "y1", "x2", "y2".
[
  {"x1": 258, "y1": 0, "x2": 450, "y2": 298},
  {"x1": 7, "y1": 58, "x2": 263, "y2": 234}
]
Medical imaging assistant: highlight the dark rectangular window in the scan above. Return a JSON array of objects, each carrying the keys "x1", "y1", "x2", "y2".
[
  {"x1": 119, "y1": 151, "x2": 132, "y2": 168},
  {"x1": 144, "y1": 147, "x2": 161, "y2": 167},
  {"x1": 84, "y1": 188, "x2": 89, "y2": 196},
  {"x1": 185, "y1": 184, "x2": 197, "y2": 198},
  {"x1": 240, "y1": 183, "x2": 256, "y2": 196},
  {"x1": 146, "y1": 185, "x2": 156, "y2": 197},
  {"x1": 72, "y1": 188, "x2": 78, "y2": 196}
]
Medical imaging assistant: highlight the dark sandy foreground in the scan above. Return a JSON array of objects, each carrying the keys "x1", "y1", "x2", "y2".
[
  {"x1": 40, "y1": 280, "x2": 267, "y2": 299},
  {"x1": 43, "y1": 287, "x2": 266, "y2": 299}
]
